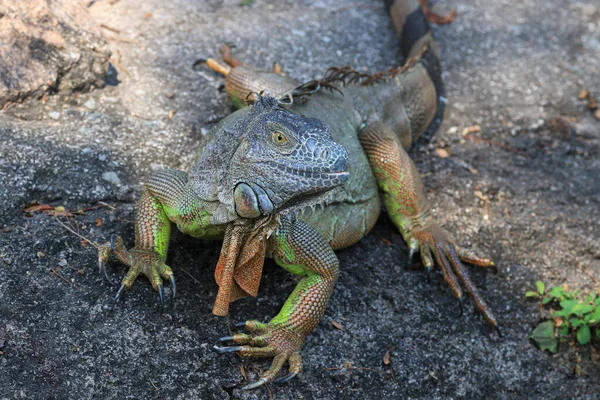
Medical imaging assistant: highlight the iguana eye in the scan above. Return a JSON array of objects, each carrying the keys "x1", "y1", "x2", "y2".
[{"x1": 272, "y1": 131, "x2": 287, "y2": 144}]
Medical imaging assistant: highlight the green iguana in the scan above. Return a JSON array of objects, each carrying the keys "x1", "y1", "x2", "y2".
[{"x1": 98, "y1": 0, "x2": 498, "y2": 389}]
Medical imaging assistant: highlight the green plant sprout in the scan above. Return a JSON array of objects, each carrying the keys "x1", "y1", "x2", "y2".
[{"x1": 527, "y1": 281, "x2": 600, "y2": 353}]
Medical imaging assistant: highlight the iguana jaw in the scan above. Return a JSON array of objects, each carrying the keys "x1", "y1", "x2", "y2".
[
  {"x1": 274, "y1": 174, "x2": 348, "y2": 218},
  {"x1": 233, "y1": 169, "x2": 349, "y2": 219}
]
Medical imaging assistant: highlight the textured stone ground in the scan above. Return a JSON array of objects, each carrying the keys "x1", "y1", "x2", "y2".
[{"x1": 1, "y1": 0, "x2": 599, "y2": 399}]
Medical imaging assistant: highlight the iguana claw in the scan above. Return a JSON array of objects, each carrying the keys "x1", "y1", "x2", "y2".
[
  {"x1": 157, "y1": 285, "x2": 164, "y2": 304},
  {"x1": 212, "y1": 346, "x2": 243, "y2": 354},
  {"x1": 98, "y1": 261, "x2": 111, "y2": 283},
  {"x1": 273, "y1": 372, "x2": 297, "y2": 384},
  {"x1": 114, "y1": 283, "x2": 126, "y2": 302},
  {"x1": 242, "y1": 378, "x2": 269, "y2": 390}
]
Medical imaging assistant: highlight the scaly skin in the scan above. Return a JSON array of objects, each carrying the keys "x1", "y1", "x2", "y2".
[{"x1": 98, "y1": 0, "x2": 499, "y2": 389}]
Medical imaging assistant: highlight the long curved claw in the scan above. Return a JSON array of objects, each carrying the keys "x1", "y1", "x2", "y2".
[
  {"x1": 169, "y1": 275, "x2": 177, "y2": 299},
  {"x1": 98, "y1": 261, "x2": 112, "y2": 283},
  {"x1": 157, "y1": 285, "x2": 165, "y2": 304},
  {"x1": 212, "y1": 346, "x2": 244, "y2": 354},
  {"x1": 495, "y1": 326, "x2": 502, "y2": 338},
  {"x1": 273, "y1": 372, "x2": 297, "y2": 384},
  {"x1": 218, "y1": 336, "x2": 235, "y2": 343},
  {"x1": 426, "y1": 266, "x2": 432, "y2": 283},
  {"x1": 241, "y1": 378, "x2": 269, "y2": 391},
  {"x1": 233, "y1": 321, "x2": 247, "y2": 329},
  {"x1": 458, "y1": 297, "x2": 464, "y2": 316},
  {"x1": 114, "y1": 283, "x2": 127, "y2": 302},
  {"x1": 408, "y1": 246, "x2": 416, "y2": 267}
]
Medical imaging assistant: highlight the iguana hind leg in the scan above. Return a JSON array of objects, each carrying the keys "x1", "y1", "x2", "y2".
[
  {"x1": 358, "y1": 122, "x2": 498, "y2": 328},
  {"x1": 215, "y1": 216, "x2": 339, "y2": 389}
]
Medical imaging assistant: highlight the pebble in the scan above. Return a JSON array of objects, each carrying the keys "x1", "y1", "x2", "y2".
[
  {"x1": 84, "y1": 99, "x2": 96, "y2": 109},
  {"x1": 102, "y1": 171, "x2": 121, "y2": 186},
  {"x1": 48, "y1": 111, "x2": 60, "y2": 120}
]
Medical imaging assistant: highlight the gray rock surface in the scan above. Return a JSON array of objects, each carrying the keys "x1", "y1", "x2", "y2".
[
  {"x1": 0, "y1": 0, "x2": 110, "y2": 107},
  {"x1": 0, "y1": 0, "x2": 599, "y2": 399}
]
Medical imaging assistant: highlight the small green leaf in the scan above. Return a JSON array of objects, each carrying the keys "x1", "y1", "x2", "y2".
[
  {"x1": 526, "y1": 291, "x2": 540, "y2": 298},
  {"x1": 552, "y1": 310, "x2": 568, "y2": 318},
  {"x1": 542, "y1": 297, "x2": 553, "y2": 305},
  {"x1": 577, "y1": 325, "x2": 591, "y2": 345},
  {"x1": 571, "y1": 318, "x2": 584, "y2": 327},
  {"x1": 536, "y1": 281, "x2": 545, "y2": 295},
  {"x1": 548, "y1": 286, "x2": 565, "y2": 300},
  {"x1": 588, "y1": 307, "x2": 600, "y2": 324},
  {"x1": 530, "y1": 321, "x2": 557, "y2": 353},
  {"x1": 559, "y1": 326, "x2": 569, "y2": 338},
  {"x1": 573, "y1": 304, "x2": 594, "y2": 317},
  {"x1": 560, "y1": 299, "x2": 579, "y2": 315},
  {"x1": 596, "y1": 329, "x2": 600, "y2": 339},
  {"x1": 585, "y1": 294, "x2": 594, "y2": 303}
]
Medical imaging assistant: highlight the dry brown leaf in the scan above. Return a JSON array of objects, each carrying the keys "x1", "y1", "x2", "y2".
[
  {"x1": 383, "y1": 349, "x2": 392, "y2": 365},
  {"x1": 578, "y1": 89, "x2": 589, "y2": 100},
  {"x1": 168, "y1": 110, "x2": 175, "y2": 119},
  {"x1": 96, "y1": 218, "x2": 103, "y2": 227},
  {"x1": 331, "y1": 320, "x2": 344, "y2": 330},
  {"x1": 380, "y1": 237, "x2": 392, "y2": 246},
  {"x1": 461, "y1": 125, "x2": 481, "y2": 137},
  {"x1": 474, "y1": 190, "x2": 488, "y2": 201},
  {"x1": 434, "y1": 148, "x2": 450, "y2": 158},
  {"x1": 23, "y1": 203, "x2": 53, "y2": 213}
]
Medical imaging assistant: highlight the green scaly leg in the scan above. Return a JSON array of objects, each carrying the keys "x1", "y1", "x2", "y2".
[
  {"x1": 98, "y1": 169, "x2": 218, "y2": 302},
  {"x1": 98, "y1": 188, "x2": 175, "y2": 302},
  {"x1": 358, "y1": 122, "x2": 499, "y2": 330},
  {"x1": 215, "y1": 215, "x2": 339, "y2": 389}
]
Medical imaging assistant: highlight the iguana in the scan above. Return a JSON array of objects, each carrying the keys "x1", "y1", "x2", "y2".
[{"x1": 98, "y1": 0, "x2": 498, "y2": 389}]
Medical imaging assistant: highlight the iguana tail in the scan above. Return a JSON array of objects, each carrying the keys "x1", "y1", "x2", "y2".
[
  {"x1": 386, "y1": 0, "x2": 445, "y2": 141},
  {"x1": 289, "y1": 0, "x2": 447, "y2": 146}
]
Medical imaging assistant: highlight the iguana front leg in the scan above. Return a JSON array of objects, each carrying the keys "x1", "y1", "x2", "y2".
[
  {"x1": 215, "y1": 215, "x2": 339, "y2": 389},
  {"x1": 359, "y1": 122, "x2": 498, "y2": 329},
  {"x1": 98, "y1": 169, "x2": 222, "y2": 301}
]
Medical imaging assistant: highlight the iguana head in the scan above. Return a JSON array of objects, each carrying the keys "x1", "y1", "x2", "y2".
[{"x1": 190, "y1": 94, "x2": 349, "y2": 223}]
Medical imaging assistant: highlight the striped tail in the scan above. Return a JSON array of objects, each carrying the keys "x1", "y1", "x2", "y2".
[{"x1": 386, "y1": 0, "x2": 446, "y2": 142}]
